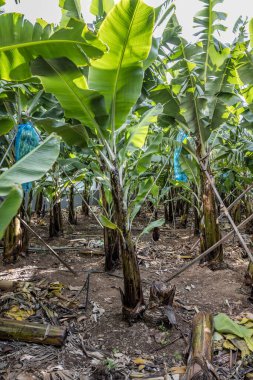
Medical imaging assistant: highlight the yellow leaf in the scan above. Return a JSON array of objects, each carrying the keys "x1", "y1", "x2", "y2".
[
  {"x1": 130, "y1": 372, "x2": 144, "y2": 378},
  {"x1": 231, "y1": 338, "x2": 250, "y2": 357},
  {"x1": 223, "y1": 340, "x2": 236, "y2": 350},
  {"x1": 4, "y1": 305, "x2": 35, "y2": 321},
  {"x1": 133, "y1": 357, "x2": 151, "y2": 365},
  {"x1": 169, "y1": 366, "x2": 187, "y2": 374}
]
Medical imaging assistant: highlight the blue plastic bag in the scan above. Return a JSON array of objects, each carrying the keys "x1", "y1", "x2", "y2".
[
  {"x1": 15, "y1": 122, "x2": 40, "y2": 192},
  {"x1": 174, "y1": 130, "x2": 188, "y2": 182}
]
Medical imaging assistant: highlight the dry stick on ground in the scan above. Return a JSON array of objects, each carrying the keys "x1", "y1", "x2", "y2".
[
  {"x1": 18, "y1": 216, "x2": 76, "y2": 275},
  {"x1": 189, "y1": 183, "x2": 253, "y2": 252},
  {"x1": 166, "y1": 212, "x2": 253, "y2": 283},
  {"x1": 200, "y1": 160, "x2": 253, "y2": 262}
]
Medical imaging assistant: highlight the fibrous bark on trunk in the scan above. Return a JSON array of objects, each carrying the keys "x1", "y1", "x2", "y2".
[
  {"x1": 110, "y1": 167, "x2": 145, "y2": 320},
  {"x1": 35, "y1": 190, "x2": 44, "y2": 217},
  {"x1": 49, "y1": 198, "x2": 63, "y2": 238},
  {"x1": 3, "y1": 217, "x2": 22, "y2": 264},
  {"x1": 68, "y1": 185, "x2": 77, "y2": 225},
  {"x1": 184, "y1": 312, "x2": 215, "y2": 380},
  {"x1": 82, "y1": 182, "x2": 90, "y2": 216},
  {"x1": 199, "y1": 169, "x2": 223, "y2": 268},
  {"x1": 100, "y1": 184, "x2": 120, "y2": 272}
]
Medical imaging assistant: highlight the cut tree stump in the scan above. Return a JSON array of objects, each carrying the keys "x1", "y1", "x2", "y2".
[
  {"x1": 184, "y1": 312, "x2": 216, "y2": 380},
  {"x1": 0, "y1": 318, "x2": 67, "y2": 346},
  {"x1": 144, "y1": 282, "x2": 176, "y2": 327}
]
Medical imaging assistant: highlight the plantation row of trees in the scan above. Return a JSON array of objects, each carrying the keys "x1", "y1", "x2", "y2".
[{"x1": 0, "y1": 0, "x2": 253, "y2": 319}]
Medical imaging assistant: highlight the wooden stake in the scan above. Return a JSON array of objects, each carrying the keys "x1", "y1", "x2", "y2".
[{"x1": 0, "y1": 318, "x2": 67, "y2": 346}]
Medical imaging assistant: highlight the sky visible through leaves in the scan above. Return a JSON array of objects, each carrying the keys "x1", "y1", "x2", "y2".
[{"x1": 3, "y1": 0, "x2": 253, "y2": 42}]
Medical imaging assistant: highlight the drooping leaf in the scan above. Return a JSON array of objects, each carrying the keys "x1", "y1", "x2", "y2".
[
  {"x1": 140, "y1": 219, "x2": 165, "y2": 237},
  {"x1": 35, "y1": 119, "x2": 89, "y2": 148},
  {"x1": 0, "y1": 14, "x2": 106, "y2": 81},
  {"x1": 0, "y1": 186, "x2": 23, "y2": 239},
  {"x1": 0, "y1": 133, "x2": 60, "y2": 195},
  {"x1": 31, "y1": 57, "x2": 108, "y2": 135},
  {"x1": 89, "y1": 0, "x2": 155, "y2": 130},
  {"x1": 127, "y1": 105, "x2": 163, "y2": 150},
  {"x1": 99, "y1": 214, "x2": 118, "y2": 230}
]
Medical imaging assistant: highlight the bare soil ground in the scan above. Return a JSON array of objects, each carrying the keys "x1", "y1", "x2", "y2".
[{"x1": 0, "y1": 208, "x2": 252, "y2": 379}]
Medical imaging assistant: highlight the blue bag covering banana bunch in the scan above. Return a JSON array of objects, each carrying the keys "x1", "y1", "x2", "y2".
[
  {"x1": 174, "y1": 130, "x2": 188, "y2": 182},
  {"x1": 15, "y1": 122, "x2": 40, "y2": 192}
]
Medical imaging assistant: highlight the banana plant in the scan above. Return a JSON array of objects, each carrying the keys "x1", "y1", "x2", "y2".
[
  {"x1": 0, "y1": 134, "x2": 60, "y2": 263},
  {"x1": 0, "y1": 0, "x2": 159, "y2": 318},
  {"x1": 148, "y1": 1, "x2": 251, "y2": 267}
]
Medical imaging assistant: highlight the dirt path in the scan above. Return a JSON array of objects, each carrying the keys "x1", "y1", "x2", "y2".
[{"x1": 0, "y1": 210, "x2": 252, "y2": 379}]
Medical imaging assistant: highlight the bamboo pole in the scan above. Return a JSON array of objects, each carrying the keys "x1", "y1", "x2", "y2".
[
  {"x1": 184, "y1": 312, "x2": 214, "y2": 380},
  {"x1": 0, "y1": 318, "x2": 67, "y2": 346},
  {"x1": 166, "y1": 212, "x2": 253, "y2": 283}
]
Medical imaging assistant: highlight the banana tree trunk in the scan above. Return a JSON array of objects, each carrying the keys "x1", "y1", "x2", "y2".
[
  {"x1": 35, "y1": 190, "x2": 44, "y2": 217},
  {"x1": 3, "y1": 216, "x2": 22, "y2": 264},
  {"x1": 152, "y1": 209, "x2": 160, "y2": 241},
  {"x1": 68, "y1": 185, "x2": 77, "y2": 225},
  {"x1": 199, "y1": 169, "x2": 223, "y2": 267},
  {"x1": 82, "y1": 181, "x2": 90, "y2": 216},
  {"x1": 100, "y1": 184, "x2": 120, "y2": 272},
  {"x1": 110, "y1": 167, "x2": 145, "y2": 319},
  {"x1": 49, "y1": 197, "x2": 63, "y2": 238}
]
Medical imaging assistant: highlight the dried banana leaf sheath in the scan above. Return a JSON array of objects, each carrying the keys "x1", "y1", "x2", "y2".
[
  {"x1": 185, "y1": 312, "x2": 214, "y2": 380},
  {"x1": 0, "y1": 318, "x2": 67, "y2": 346}
]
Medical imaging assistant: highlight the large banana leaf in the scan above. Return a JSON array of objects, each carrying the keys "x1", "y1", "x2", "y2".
[
  {"x1": 89, "y1": 0, "x2": 155, "y2": 130},
  {"x1": 59, "y1": 0, "x2": 82, "y2": 19},
  {"x1": 34, "y1": 118, "x2": 90, "y2": 148},
  {"x1": 31, "y1": 57, "x2": 108, "y2": 135},
  {"x1": 90, "y1": 0, "x2": 114, "y2": 16},
  {"x1": 193, "y1": 0, "x2": 227, "y2": 82},
  {"x1": 0, "y1": 14, "x2": 106, "y2": 81},
  {"x1": 0, "y1": 186, "x2": 23, "y2": 239},
  {"x1": 0, "y1": 133, "x2": 60, "y2": 195}
]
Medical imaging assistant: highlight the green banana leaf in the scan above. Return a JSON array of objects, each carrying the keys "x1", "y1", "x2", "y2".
[
  {"x1": 0, "y1": 186, "x2": 23, "y2": 239},
  {"x1": 89, "y1": 0, "x2": 155, "y2": 130},
  {"x1": 0, "y1": 133, "x2": 60, "y2": 195},
  {"x1": 90, "y1": 0, "x2": 114, "y2": 16},
  {"x1": 139, "y1": 219, "x2": 165, "y2": 237},
  {"x1": 31, "y1": 57, "x2": 108, "y2": 135},
  {"x1": 214, "y1": 313, "x2": 253, "y2": 351},
  {"x1": 99, "y1": 214, "x2": 118, "y2": 230},
  {"x1": 34, "y1": 118, "x2": 90, "y2": 148},
  {"x1": 59, "y1": 0, "x2": 82, "y2": 19},
  {"x1": 0, "y1": 14, "x2": 106, "y2": 81},
  {"x1": 0, "y1": 116, "x2": 15, "y2": 136}
]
